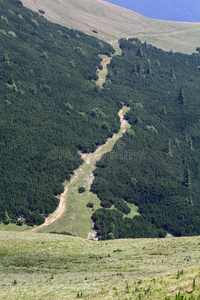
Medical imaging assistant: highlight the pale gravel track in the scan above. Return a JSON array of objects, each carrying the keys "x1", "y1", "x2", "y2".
[
  {"x1": 32, "y1": 45, "x2": 130, "y2": 232},
  {"x1": 32, "y1": 106, "x2": 130, "y2": 232}
]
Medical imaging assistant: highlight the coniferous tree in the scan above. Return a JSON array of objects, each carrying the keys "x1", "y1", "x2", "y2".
[
  {"x1": 178, "y1": 87, "x2": 186, "y2": 104},
  {"x1": 137, "y1": 46, "x2": 144, "y2": 57},
  {"x1": 147, "y1": 65, "x2": 152, "y2": 75},
  {"x1": 196, "y1": 47, "x2": 200, "y2": 53},
  {"x1": 171, "y1": 68, "x2": 176, "y2": 79},
  {"x1": 137, "y1": 62, "x2": 143, "y2": 74}
]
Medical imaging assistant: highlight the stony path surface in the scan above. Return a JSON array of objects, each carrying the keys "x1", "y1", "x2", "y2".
[{"x1": 32, "y1": 106, "x2": 130, "y2": 232}]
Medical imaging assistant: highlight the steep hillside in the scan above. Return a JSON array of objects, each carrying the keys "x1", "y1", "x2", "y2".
[
  {"x1": 33, "y1": 106, "x2": 131, "y2": 238},
  {"x1": 1, "y1": 3, "x2": 200, "y2": 299},
  {"x1": 91, "y1": 38, "x2": 200, "y2": 239},
  {"x1": 21, "y1": 0, "x2": 200, "y2": 54},
  {"x1": 0, "y1": 0, "x2": 120, "y2": 226},
  {"x1": 1, "y1": 1, "x2": 200, "y2": 238},
  {"x1": 0, "y1": 231, "x2": 200, "y2": 299}
]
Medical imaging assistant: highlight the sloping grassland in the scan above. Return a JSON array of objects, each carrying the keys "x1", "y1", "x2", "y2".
[
  {"x1": 21, "y1": 0, "x2": 200, "y2": 54},
  {"x1": 0, "y1": 231, "x2": 200, "y2": 299}
]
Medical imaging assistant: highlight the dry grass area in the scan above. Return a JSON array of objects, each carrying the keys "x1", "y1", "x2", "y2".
[
  {"x1": 138, "y1": 27, "x2": 200, "y2": 54},
  {"x1": 21, "y1": 0, "x2": 200, "y2": 54},
  {"x1": 0, "y1": 231, "x2": 200, "y2": 299}
]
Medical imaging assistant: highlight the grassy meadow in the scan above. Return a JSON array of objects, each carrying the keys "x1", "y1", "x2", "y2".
[{"x1": 0, "y1": 231, "x2": 200, "y2": 299}]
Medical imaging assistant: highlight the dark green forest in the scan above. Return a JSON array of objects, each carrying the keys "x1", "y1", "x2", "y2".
[
  {"x1": 0, "y1": 0, "x2": 121, "y2": 226},
  {"x1": 91, "y1": 38, "x2": 200, "y2": 239},
  {"x1": 1, "y1": 0, "x2": 200, "y2": 238}
]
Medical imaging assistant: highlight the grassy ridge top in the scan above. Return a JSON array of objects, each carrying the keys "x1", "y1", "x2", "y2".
[
  {"x1": 21, "y1": 0, "x2": 200, "y2": 54},
  {"x1": 0, "y1": 231, "x2": 200, "y2": 299}
]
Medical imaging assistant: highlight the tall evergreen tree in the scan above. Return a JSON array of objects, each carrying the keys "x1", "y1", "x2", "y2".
[{"x1": 178, "y1": 87, "x2": 186, "y2": 104}]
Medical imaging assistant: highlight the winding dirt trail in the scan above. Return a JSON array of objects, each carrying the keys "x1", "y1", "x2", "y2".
[
  {"x1": 32, "y1": 44, "x2": 130, "y2": 233},
  {"x1": 96, "y1": 40, "x2": 122, "y2": 87},
  {"x1": 80, "y1": 107, "x2": 130, "y2": 164},
  {"x1": 32, "y1": 106, "x2": 130, "y2": 232},
  {"x1": 96, "y1": 55, "x2": 112, "y2": 87}
]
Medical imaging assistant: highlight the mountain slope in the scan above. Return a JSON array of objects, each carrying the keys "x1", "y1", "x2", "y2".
[
  {"x1": 91, "y1": 38, "x2": 200, "y2": 239},
  {"x1": 0, "y1": 0, "x2": 120, "y2": 226},
  {"x1": 21, "y1": 0, "x2": 200, "y2": 54}
]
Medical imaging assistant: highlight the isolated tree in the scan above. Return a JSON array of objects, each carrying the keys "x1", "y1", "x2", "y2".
[
  {"x1": 78, "y1": 187, "x2": 85, "y2": 193},
  {"x1": 86, "y1": 202, "x2": 94, "y2": 208},
  {"x1": 147, "y1": 65, "x2": 152, "y2": 75},
  {"x1": 196, "y1": 47, "x2": 200, "y2": 53},
  {"x1": 38, "y1": 9, "x2": 45, "y2": 14}
]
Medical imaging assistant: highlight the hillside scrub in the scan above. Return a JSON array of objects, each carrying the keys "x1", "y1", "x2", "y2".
[
  {"x1": 0, "y1": 0, "x2": 119, "y2": 226},
  {"x1": 91, "y1": 38, "x2": 200, "y2": 239},
  {"x1": 2, "y1": 0, "x2": 200, "y2": 238}
]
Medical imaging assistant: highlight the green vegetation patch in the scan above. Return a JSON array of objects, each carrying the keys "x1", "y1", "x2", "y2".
[
  {"x1": 91, "y1": 38, "x2": 200, "y2": 239},
  {"x1": 0, "y1": 0, "x2": 118, "y2": 226}
]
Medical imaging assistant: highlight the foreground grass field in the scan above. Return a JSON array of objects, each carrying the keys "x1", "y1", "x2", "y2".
[
  {"x1": 2, "y1": 2, "x2": 200, "y2": 299},
  {"x1": 0, "y1": 231, "x2": 200, "y2": 299},
  {"x1": 21, "y1": 0, "x2": 200, "y2": 54}
]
